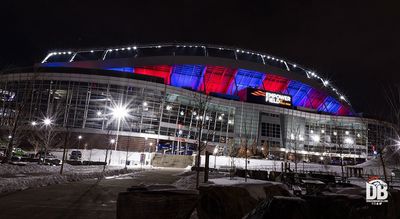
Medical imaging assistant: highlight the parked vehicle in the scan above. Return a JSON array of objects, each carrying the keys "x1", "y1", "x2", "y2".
[
  {"x1": 12, "y1": 148, "x2": 27, "y2": 157},
  {"x1": 35, "y1": 151, "x2": 57, "y2": 159},
  {"x1": 69, "y1": 150, "x2": 82, "y2": 160}
]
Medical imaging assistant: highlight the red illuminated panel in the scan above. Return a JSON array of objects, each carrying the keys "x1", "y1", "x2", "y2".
[
  {"x1": 337, "y1": 105, "x2": 351, "y2": 116},
  {"x1": 302, "y1": 89, "x2": 327, "y2": 109},
  {"x1": 261, "y1": 74, "x2": 290, "y2": 93},
  {"x1": 199, "y1": 66, "x2": 236, "y2": 94},
  {"x1": 134, "y1": 65, "x2": 172, "y2": 84}
]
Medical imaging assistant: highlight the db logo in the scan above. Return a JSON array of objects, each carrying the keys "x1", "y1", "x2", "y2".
[{"x1": 366, "y1": 179, "x2": 388, "y2": 205}]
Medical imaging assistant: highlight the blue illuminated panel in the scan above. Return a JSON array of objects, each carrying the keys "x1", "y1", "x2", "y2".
[
  {"x1": 318, "y1": 96, "x2": 341, "y2": 114},
  {"x1": 106, "y1": 67, "x2": 134, "y2": 72},
  {"x1": 285, "y1": 81, "x2": 312, "y2": 106},
  {"x1": 226, "y1": 69, "x2": 265, "y2": 95},
  {"x1": 170, "y1": 65, "x2": 205, "y2": 89}
]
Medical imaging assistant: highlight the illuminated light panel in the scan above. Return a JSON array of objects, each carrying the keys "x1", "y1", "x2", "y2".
[
  {"x1": 106, "y1": 67, "x2": 134, "y2": 72},
  {"x1": 261, "y1": 74, "x2": 290, "y2": 93},
  {"x1": 318, "y1": 96, "x2": 342, "y2": 114},
  {"x1": 226, "y1": 69, "x2": 265, "y2": 95},
  {"x1": 198, "y1": 66, "x2": 236, "y2": 94},
  {"x1": 303, "y1": 89, "x2": 327, "y2": 109},
  {"x1": 134, "y1": 65, "x2": 172, "y2": 84},
  {"x1": 337, "y1": 105, "x2": 352, "y2": 116},
  {"x1": 170, "y1": 65, "x2": 205, "y2": 89},
  {"x1": 285, "y1": 81, "x2": 312, "y2": 106}
]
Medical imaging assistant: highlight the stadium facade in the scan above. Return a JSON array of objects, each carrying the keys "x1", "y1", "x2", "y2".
[{"x1": 0, "y1": 43, "x2": 395, "y2": 164}]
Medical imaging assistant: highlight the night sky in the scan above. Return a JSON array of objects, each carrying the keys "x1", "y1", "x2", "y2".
[{"x1": 1, "y1": 0, "x2": 399, "y2": 118}]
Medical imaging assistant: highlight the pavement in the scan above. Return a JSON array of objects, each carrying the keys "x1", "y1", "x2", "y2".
[{"x1": 0, "y1": 168, "x2": 185, "y2": 219}]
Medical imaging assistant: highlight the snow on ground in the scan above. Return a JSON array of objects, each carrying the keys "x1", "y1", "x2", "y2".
[
  {"x1": 209, "y1": 177, "x2": 272, "y2": 185},
  {"x1": 0, "y1": 163, "x2": 145, "y2": 194},
  {"x1": 355, "y1": 157, "x2": 400, "y2": 176},
  {"x1": 201, "y1": 155, "x2": 343, "y2": 174}
]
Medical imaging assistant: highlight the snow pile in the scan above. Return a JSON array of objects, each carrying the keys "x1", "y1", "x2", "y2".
[
  {"x1": 0, "y1": 163, "x2": 129, "y2": 177},
  {"x1": 355, "y1": 158, "x2": 394, "y2": 175},
  {"x1": 0, "y1": 163, "x2": 70, "y2": 176},
  {"x1": 0, "y1": 164, "x2": 135, "y2": 194},
  {"x1": 201, "y1": 155, "x2": 342, "y2": 174},
  {"x1": 209, "y1": 177, "x2": 270, "y2": 185}
]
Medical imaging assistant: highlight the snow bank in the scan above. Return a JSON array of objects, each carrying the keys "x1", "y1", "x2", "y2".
[
  {"x1": 0, "y1": 164, "x2": 137, "y2": 194},
  {"x1": 209, "y1": 177, "x2": 272, "y2": 185},
  {"x1": 201, "y1": 155, "x2": 342, "y2": 174}
]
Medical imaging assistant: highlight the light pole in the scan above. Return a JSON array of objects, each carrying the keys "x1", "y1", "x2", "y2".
[
  {"x1": 41, "y1": 117, "x2": 52, "y2": 164},
  {"x1": 111, "y1": 105, "x2": 129, "y2": 151},
  {"x1": 149, "y1": 142, "x2": 154, "y2": 152},
  {"x1": 213, "y1": 146, "x2": 218, "y2": 169},
  {"x1": 78, "y1": 135, "x2": 82, "y2": 150},
  {"x1": 344, "y1": 137, "x2": 354, "y2": 164},
  {"x1": 312, "y1": 134, "x2": 320, "y2": 165},
  {"x1": 108, "y1": 138, "x2": 116, "y2": 165},
  {"x1": 177, "y1": 130, "x2": 183, "y2": 155}
]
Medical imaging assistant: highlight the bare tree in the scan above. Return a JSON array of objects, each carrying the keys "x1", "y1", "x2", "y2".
[
  {"x1": 31, "y1": 103, "x2": 64, "y2": 163},
  {"x1": 287, "y1": 124, "x2": 301, "y2": 173},
  {"x1": 191, "y1": 91, "x2": 212, "y2": 189},
  {"x1": 2, "y1": 87, "x2": 31, "y2": 163},
  {"x1": 226, "y1": 137, "x2": 236, "y2": 179}
]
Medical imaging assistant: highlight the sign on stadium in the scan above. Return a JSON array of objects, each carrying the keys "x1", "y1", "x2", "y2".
[
  {"x1": 238, "y1": 88, "x2": 292, "y2": 108},
  {"x1": 265, "y1": 91, "x2": 292, "y2": 107}
]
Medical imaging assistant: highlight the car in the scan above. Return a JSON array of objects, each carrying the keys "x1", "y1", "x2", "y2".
[
  {"x1": 69, "y1": 150, "x2": 82, "y2": 160},
  {"x1": 12, "y1": 148, "x2": 27, "y2": 157},
  {"x1": 35, "y1": 151, "x2": 56, "y2": 159}
]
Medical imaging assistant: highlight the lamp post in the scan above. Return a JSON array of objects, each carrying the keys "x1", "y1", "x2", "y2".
[
  {"x1": 78, "y1": 135, "x2": 82, "y2": 150},
  {"x1": 344, "y1": 137, "x2": 354, "y2": 164},
  {"x1": 111, "y1": 105, "x2": 129, "y2": 151},
  {"x1": 213, "y1": 146, "x2": 218, "y2": 169},
  {"x1": 149, "y1": 142, "x2": 155, "y2": 152},
  {"x1": 108, "y1": 138, "x2": 116, "y2": 165},
  {"x1": 40, "y1": 117, "x2": 52, "y2": 164},
  {"x1": 177, "y1": 130, "x2": 183, "y2": 155},
  {"x1": 312, "y1": 134, "x2": 320, "y2": 164}
]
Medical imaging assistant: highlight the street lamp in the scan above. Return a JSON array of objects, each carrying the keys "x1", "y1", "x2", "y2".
[
  {"x1": 111, "y1": 105, "x2": 129, "y2": 151},
  {"x1": 107, "y1": 139, "x2": 116, "y2": 165},
  {"x1": 78, "y1": 135, "x2": 82, "y2": 150},
  {"x1": 177, "y1": 130, "x2": 183, "y2": 155},
  {"x1": 31, "y1": 121, "x2": 37, "y2": 126},
  {"x1": 213, "y1": 146, "x2": 218, "y2": 169},
  {"x1": 149, "y1": 142, "x2": 154, "y2": 152},
  {"x1": 43, "y1": 118, "x2": 52, "y2": 126}
]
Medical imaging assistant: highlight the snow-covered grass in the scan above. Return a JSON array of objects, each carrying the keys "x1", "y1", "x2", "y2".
[
  {"x1": 202, "y1": 155, "x2": 343, "y2": 174},
  {"x1": 355, "y1": 158, "x2": 400, "y2": 176},
  {"x1": 209, "y1": 177, "x2": 273, "y2": 185},
  {"x1": 0, "y1": 163, "x2": 143, "y2": 194}
]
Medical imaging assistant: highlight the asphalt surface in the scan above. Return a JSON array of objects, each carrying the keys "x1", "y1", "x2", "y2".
[{"x1": 0, "y1": 168, "x2": 184, "y2": 219}]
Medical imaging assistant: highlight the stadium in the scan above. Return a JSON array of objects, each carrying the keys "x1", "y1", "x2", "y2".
[{"x1": 0, "y1": 43, "x2": 395, "y2": 165}]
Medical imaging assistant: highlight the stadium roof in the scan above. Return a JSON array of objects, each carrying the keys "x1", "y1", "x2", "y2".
[{"x1": 37, "y1": 43, "x2": 353, "y2": 116}]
